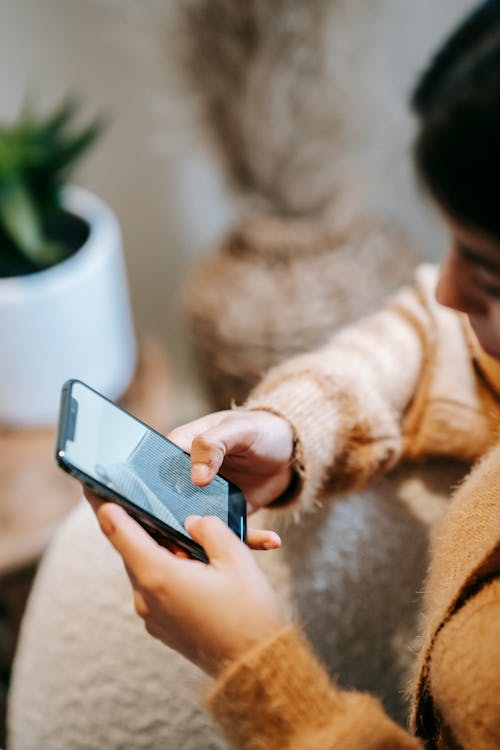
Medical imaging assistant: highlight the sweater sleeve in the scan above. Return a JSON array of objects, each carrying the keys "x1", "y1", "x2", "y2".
[
  {"x1": 244, "y1": 267, "x2": 433, "y2": 513},
  {"x1": 428, "y1": 578, "x2": 500, "y2": 749},
  {"x1": 206, "y1": 625, "x2": 423, "y2": 750}
]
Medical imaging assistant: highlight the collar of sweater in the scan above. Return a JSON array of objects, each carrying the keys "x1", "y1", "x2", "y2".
[
  {"x1": 403, "y1": 266, "x2": 500, "y2": 461},
  {"x1": 464, "y1": 316, "x2": 500, "y2": 398}
]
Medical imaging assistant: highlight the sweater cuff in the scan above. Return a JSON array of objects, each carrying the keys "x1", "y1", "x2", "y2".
[
  {"x1": 245, "y1": 375, "x2": 342, "y2": 514},
  {"x1": 206, "y1": 625, "x2": 344, "y2": 749},
  {"x1": 206, "y1": 625, "x2": 422, "y2": 750}
]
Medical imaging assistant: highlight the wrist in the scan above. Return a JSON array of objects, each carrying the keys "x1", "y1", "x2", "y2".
[
  {"x1": 215, "y1": 615, "x2": 287, "y2": 678},
  {"x1": 268, "y1": 467, "x2": 302, "y2": 508}
]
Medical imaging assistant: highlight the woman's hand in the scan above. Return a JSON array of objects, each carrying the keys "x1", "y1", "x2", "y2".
[
  {"x1": 167, "y1": 409, "x2": 295, "y2": 512},
  {"x1": 91, "y1": 499, "x2": 286, "y2": 677}
]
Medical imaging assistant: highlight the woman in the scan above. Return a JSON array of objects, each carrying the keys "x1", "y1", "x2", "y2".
[{"x1": 88, "y1": 2, "x2": 500, "y2": 748}]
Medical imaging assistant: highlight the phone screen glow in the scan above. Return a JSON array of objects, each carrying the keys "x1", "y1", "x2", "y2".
[{"x1": 63, "y1": 382, "x2": 229, "y2": 536}]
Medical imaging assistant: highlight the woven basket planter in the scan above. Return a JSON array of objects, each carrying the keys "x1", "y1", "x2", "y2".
[{"x1": 182, "y1": 200, "x2": 417, "y2": 409}]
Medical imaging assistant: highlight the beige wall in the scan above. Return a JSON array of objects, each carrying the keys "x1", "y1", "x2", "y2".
[
  {"x1": 0, "y1": 0, "x2": 476, "y2": 419},
  {"x1": 0, "y1": 0, "x2": 232, "y2": 419}
]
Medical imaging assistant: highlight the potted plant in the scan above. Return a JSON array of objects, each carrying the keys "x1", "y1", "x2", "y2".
[{"x1": 0, "y1": 99, "x2": 137, "y2": 426}]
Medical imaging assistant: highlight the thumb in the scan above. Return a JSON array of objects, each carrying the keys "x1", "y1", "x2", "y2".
[{"x1": 184, "y1": 515, "x2": 245, "y2": 563}]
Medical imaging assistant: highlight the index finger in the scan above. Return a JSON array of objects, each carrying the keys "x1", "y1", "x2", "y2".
[
  {"x1": 95, "y1": 502, "x2": 174, "y2": 581},
  {"x1": 167, "y1": 411, "x2": 233, "y2": 452},
  {"x1": 188, "y1": 418, "x2": 261, "y2": 486}
]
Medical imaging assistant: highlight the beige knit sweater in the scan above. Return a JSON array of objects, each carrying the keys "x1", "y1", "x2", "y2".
[{"x1": 206, "y1": 264, "x2": 500, "y2": 749}]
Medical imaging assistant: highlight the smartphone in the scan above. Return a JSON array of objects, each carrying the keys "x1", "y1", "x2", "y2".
[{"x1": 55, "y1": 379, "x2": 247, "y2": 563}]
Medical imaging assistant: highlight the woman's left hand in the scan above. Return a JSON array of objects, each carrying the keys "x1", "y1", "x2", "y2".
[{"x1": 88, "y1": 497, "x2": 286, "y2": 677}]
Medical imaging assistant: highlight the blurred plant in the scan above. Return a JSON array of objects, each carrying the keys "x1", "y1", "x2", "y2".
[{"x1": 0, "y1": 99, "x2": 102, "y2": 277}]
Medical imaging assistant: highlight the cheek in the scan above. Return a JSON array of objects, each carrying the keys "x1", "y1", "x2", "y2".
[{"x1": 469, "y1": 301, "x2": 500, "y2": 349}]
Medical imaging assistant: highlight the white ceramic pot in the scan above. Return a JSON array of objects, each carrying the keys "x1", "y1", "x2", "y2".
[{"x1": 0, "y1": 185, "x2": 137, "y2": 426}]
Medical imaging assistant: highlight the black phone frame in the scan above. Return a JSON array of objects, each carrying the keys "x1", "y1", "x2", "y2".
[{"x1": 55, "y1": 379, "x2": 247, "y2": 564}]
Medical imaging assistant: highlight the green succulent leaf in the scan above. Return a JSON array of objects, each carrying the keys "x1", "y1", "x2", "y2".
[
  {"x1": 0, "y1": 97, "x2": 103, "y2": 275},
  {"x1": 0, "y1": 178, "x2": 43, "y2": 259}
]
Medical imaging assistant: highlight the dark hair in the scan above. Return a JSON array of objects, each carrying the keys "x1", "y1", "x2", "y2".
[{"x1": 412, "y1": 1, "x2": 500, "y2": 240}]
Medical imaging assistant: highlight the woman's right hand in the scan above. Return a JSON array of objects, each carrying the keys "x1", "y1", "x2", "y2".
[
  {"x1": 167, "y1": 409, "x2": 295, "y2": 512},
  {"x1": 89, "y1": 502, "x2": 286, "y2": 677}
]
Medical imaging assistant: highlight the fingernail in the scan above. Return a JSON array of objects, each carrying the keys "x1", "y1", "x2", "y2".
[
  {"x1": 263, "y1": 534, "x2": 281, "y2": 550},
  {"x1": 185, "y1": 514, "x2": 202, "y2": 524},
  {"x1": 192, "y1": 463, "x2": 210, "y2": 482},
  {"x1": 184, "y1": 514, "x2": 201, "y2": 530}
]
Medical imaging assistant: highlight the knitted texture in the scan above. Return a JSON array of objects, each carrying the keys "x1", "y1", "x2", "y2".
[
  {"x1": 246, "y1": 266, "x2": 500, "y2": 518},
  {"x1": 427, "y1": 580, "x2": 500, "y2": 750},
  {"x1": 411, "y1": 442, "x2": 500, "y2": 742},
  {"x1": 208, "y1": 626, "x2": 422, "y2": 750},
  {"x1": 9, "y1": 269, "x2": 481, "y2": 750},
  {"x1": 7, "y1": 502, "x2": 227, "y2": 750},
  {"x1": 7, "y1": 3, "x2": 480, "y2": 747},
  {"x1": 206, "y1": 445, "x2": 500, "y2": 750}
]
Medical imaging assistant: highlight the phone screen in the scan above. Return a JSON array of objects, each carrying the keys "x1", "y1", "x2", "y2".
[{"x1": 58, "y1": 381, "x2": 244, "y2": 546}]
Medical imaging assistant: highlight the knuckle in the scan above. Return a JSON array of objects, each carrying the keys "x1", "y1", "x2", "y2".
[
  {"x1": 133, "y1": 592, "x2": 149, "y2": 620},
  {"x1": 144, "y1": 619, "x2": 159, "y2": 638},
  {"x1": 192, "y1": 436, "x2": 225, "y2": 467},
  {"x1": 201, "y1": 515, "x2": 225, "y2": 537},
  {"x1": 140, "y1": 571, "x2": 164, "y2": 597}
]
